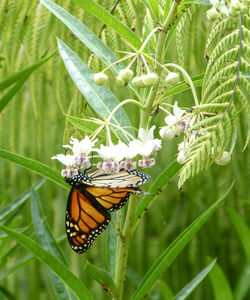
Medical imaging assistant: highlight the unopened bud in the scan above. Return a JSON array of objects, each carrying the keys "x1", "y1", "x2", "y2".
[
  {"x1": 119, "y1": 68, "x2": 134, "y2": 82},
  {"x1": 159, "y1": 126, "x2": 176, "y2": 141},
  {"x1": 206, "y1": 8, "x2": 220, "y2": 21},
  {"x1": 142, "y1": 73, "x2": 159, "y2": 87},
  {"x1": 116, "y1": 76, "x2": 126, "y2": 86},
  {"x1": 165, "y1": 72, "x2": 180, "y2": 87},
  {"x1": 132, "y1": 76, "x2": 147, "y2": 88},
  {"x1": 93, "y1": 72, "x2": 108, "y2": 85},
  {"x1": 215, "y1": 151, "x2": 231, "y2": 166}
]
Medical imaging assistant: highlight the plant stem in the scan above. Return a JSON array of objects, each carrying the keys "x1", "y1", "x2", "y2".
[
  {"x1": 114, "y1": 195, "x2": 138, "y2": 300},
  {"x1": 113, "y1": 3, "x2": 180, "y2": 300}
]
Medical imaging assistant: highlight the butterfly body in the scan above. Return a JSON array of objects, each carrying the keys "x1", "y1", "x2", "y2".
[{"x1": 65, "y1": 169, "x2": 149, "y2": 253}]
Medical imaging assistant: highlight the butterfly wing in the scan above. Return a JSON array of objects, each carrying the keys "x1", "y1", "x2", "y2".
[
  {"x1": 84, "y1": 186, "x2": 140, "y2": 212},
  {"x1": 84, "y1": 169, "x2": 150, "y2": 188},
  {"x1": 66, "y1": 188, "x2": 111, "y2": 253}
]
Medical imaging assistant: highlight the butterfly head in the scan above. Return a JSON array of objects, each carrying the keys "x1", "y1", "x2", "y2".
[{"x1": 65, "y1": 172, "x2": 90, "y2": 187}]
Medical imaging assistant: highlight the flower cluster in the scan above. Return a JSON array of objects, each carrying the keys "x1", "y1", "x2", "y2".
[{"x1": 52, "y1": 126, "x2": 161, "y2": 177}]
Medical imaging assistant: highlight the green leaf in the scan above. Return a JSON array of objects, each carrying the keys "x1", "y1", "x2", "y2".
[
  {"x1": 66, "y1": 115, "x2": 106, "y2": 140},
  {"x1": 41, "y1": 0, "x2": 132, "y2": 73},
  {"x1": 131, "y1": 182, "x2": 234, "y2": 300},
  {"x1": 31, "y1": 189, "x2": 71, "y2": 300},
  {"x1": 134, "y1": 161, "x2": 182, "y2": 229},
  {"x1": 71, "y1": 0, "x2": 141, "y2": 50},
  {"x1": 208, "y1": 259, "x2": 234, "y2": 300},
  {"x1": 57, "y1": 40, "x2": 134, "y2": 142},
  {"x1": 0, "y1": 72, "x2": 31, "y2": 112},
  {"x1": 227, "y1": 207, "x2": 250, "y2": 260},
  {"x1": 158, "y1": 74, "x2": 204, "y2": 102},
  {"x1": 144, "y1": 0, "x2": 160, "y2": 20},
  {"x1": 0, "y1": 52, "x2": 56, "y2": 112},
  {"x1": 85, "y1": 261, "x2": 118, "y2": 297},
  {"x1": 0, "y1": 179, "x2": 45, "y2": 222},
  {"x1": 0, "y1": 52, "x2": 56, "y2": 91},
  {"x1": 0, "y1": 255, "x2": 33, "y2": 281},
  {"x1": 0, "y1": 224, "x2": 94, "y2": 300},
  {"x1": 174, "y1": 259, "x2": 217, "y2": 300},
  {"x1": 234, "y1": 261, "x2": 250, "y2": 300},
  {"x1": 0, "y1": 149, "x2": 69, "y2": 190}
]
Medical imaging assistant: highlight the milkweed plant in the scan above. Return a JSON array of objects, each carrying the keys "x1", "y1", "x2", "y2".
[{"x1": 3, "y1": 0, "x2": 246, "y2": 299}]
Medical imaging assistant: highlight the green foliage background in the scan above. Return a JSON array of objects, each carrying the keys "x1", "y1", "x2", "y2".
[{"x1": 0, "y1": 0, "x2": 249, "y2": 299}]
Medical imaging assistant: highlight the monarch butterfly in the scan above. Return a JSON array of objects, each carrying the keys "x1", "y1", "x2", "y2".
[{"x1": 65, "y1": 169, "x2": 150, "y2": 253}]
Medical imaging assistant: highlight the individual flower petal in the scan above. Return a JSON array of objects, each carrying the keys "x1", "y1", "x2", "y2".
[
  {"x1": 64, "y1": 136, "x2": 97, "y2": 155},
  {"x1": 138, "y1": 125, "x2": 156, "y2": 142},
  {"x1": 96, "y1": 141, "x2": 127, "y2": 162},
  {"x1": 173, "y1": 102, "x2": 186, "y2": 120},
  {"x1": 51, "y1": 154, "x2": 75, "y2": 167}
]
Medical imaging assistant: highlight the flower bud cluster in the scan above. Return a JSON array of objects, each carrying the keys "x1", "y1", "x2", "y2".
[{"x1": 52, "y1": 126, "x2": 162, "y2": 177}]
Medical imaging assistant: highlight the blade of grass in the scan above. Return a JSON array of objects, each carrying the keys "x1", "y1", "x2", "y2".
[
  {"x1": 31, "y1": 189, "x2": 72, "y2": 300},
  {"x1": 234, "y1": 261, "x2": 250, "y2": 300},
  {"x1": 0, "y1": 179, "x2": 46, "y2": 222},
  {"x1": 58, "y1": 40, "x2": 134, "y2": 142},
  {"x1": 227, "y1": 207, "x2": 250, "y2": 260},
  {"x1": 134, "y1": 161, "x2": 182, "y2": 230},
  {"x1": 0, "y1": 149, "x2": 69, "y2": 190},
  {"x1": 174, "y1": 259, "x2": 217, "y2": 300},
  {"x1": 0, "y1": 52, "x2": 56, "y2": 91},
  {"x1": 208, "y1": 259, "x2": 234, "y2": 300},
  {"x1": 0, "y1": 224, "x2": 94, "y2": 300},
  {"x1": 131, "y1": 182, "x2": 234, "y2": 300}
]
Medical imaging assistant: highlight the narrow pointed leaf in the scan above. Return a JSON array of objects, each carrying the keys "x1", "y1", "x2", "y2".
[
  {"x1": 131, "y1": 182, "x2": 234, "y2": 300},
  {"x1": 174, "y1": 259, "x2": 217, "y2": 300},
  {"x1": 85, "y1": 261, "x2": 118, "y2": 296},
  {"x1": 0, "y1": 224, "x2": 94, "y2": 300},
  {"x1": 72, "y1": 0, "x2": 141, "y2": 49},
  {"x1": 208, "y1": 260, "x2": 234, "y2": 300},
  {"x1": 0, "y1": 149, "x2": 68, "y2": 190},
  {"x1": 134, "y1": 161, "x2": 181, "y2": 229},
  {"x1": 227, "y1": 207, "x2": 250, "y2": 260},
  {"x1": 58, "y1": 40, "x2": 134, "y2": 142},
  {"x1": 0, "y1": 179, "x2": 46, "y2": 221},
  {"x1": 0, "y1": 52, "x2": 56, "y2": 91},
  {"x1": 31, "y1": 190, "x2": 71, "y2": 300}
]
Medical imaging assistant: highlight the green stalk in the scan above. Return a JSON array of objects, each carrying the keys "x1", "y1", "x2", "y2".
[{"x1": 113, "y1": 2, "x2": 180, "y2": 299}]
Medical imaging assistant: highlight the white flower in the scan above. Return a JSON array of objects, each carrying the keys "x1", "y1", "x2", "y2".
[
  {"x1": 162, "y1": 102, "x2": 186, "y2": 139},
  {"x1": 96, "y1": 141, "x2": 127, "y2": 162},
  {"x1": 138, "y1": 125, "x2": 162, "y2": 155},
  {"x1": 51, "y1": 154, "x2": 76, "y2": 167},
  {"x1": 165, "y1": 102, "x2": 186, "y2": 126},
  {"x1": 63, "y1": 136, "x2": 97, "y2": 155}
]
